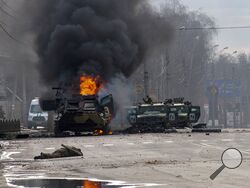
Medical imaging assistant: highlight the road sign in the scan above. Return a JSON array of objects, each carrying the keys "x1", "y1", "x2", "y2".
[
  {"x1": 135, "y1": 85, "x2": 143, "y2": 94},
  {"x1": 208, "y1": 85, "x2": 218, "y2": 96},
  {"x1": 207, "y1": 80, "x2": 240, "y2": 97}
]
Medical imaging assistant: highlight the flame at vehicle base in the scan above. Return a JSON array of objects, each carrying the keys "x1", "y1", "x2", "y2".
[
  {"x1": 93, "y1": 129, "x2": 113, "y2": 136},
  {"x1": 93, "y1": 129, "x2": 104, "y2": 136}
]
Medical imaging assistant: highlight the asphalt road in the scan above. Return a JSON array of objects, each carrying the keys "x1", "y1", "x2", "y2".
[{"x1": 1, "y1": 132, "x2": 250, "y2": 187}]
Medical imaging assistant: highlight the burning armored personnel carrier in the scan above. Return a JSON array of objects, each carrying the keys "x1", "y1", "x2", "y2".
[{"x1": 41, "y1": 76, "x2": 114, "y2": 136}]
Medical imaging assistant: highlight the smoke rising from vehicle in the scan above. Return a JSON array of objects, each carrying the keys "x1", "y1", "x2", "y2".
[{"x1": 26, "y1": 0, "x2": 173, "y2": 86}]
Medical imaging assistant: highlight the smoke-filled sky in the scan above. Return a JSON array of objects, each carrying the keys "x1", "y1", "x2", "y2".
[{"x1": 25, "y1": 0, "x2": 173, "y2": 86}]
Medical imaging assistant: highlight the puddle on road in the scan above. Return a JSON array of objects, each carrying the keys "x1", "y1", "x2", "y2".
[{"x1": 8, "y1": 178, "x2": 161, "y2": 188}]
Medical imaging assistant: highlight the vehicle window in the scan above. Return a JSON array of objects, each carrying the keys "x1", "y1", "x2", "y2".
[
  {"x1": 177, "y1": 106, "x2": 188, "y2": 113},
  {"x1": 84, "y1": 103, "x2": 95, "y2": 109},
  {"x1": 30, "y1": 105, "x2": 42, "y2": 113},
  {"x1": 170, "y1": 108, "x2": 177, "y2": 112},
  {"x1": 139, "y1": 106, "x2": 165, "y2": 114},
  {"x1": 191, "y1": 108, "x2": 198, "y2": 112}
]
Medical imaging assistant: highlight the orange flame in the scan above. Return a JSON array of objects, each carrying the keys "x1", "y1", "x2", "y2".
[
  {"x1": 93, "y1": 129, "x2": 104, "y2": 136},
  {"x1": 83, "y1": 180, "x2": 101, "y2": 188},
  {"x1": 80, "y1": 75, "x2": 102, "y2": 96},
  {"x1": 93, "y1": 129, "x2": 113, "y2": 136}
]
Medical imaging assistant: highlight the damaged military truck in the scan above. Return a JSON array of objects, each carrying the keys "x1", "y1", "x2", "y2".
[{"x1": 41, "y1": 87, "x2": 114, "y2": 136}]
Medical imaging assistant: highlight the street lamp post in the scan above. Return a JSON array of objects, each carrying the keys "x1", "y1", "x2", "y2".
[
  {"x1": 230, "y1": 51, "x2": 239, "y2": 128},
  {"x1": 210, "y1": 46, "x2": 229, "y2": 128},
  {"x1": 210, "y1": 45, "x2": 219, "y2": 127}
]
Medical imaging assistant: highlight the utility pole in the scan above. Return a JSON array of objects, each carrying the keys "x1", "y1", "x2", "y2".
[
  {"x1": 164, "y1": 53, "x2": 170, "y2": 99},
  {"x1": 144, "y1": 71, "x2": 149, "y2": 97},
  {"x1": 232, "y1": 66, "x2": 236, "y2": 128},
  {"x1": 223, "y1": 66, "x2": 227, "y2": 128},
  {"x1": 11, "y1": 76, "x2": 18, "y2": 119},
  {"x1": 211, "y1": 63, "x2": 215, "y2": 127},
  {"x1": 22, "y1": 65, "x2": 27, "y2": 127}
]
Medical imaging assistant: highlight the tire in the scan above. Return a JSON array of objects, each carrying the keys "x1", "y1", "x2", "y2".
[
  {"x1": 103, "y1": 124, "x2": 111, "y2": 135},
  {"x1": 54, "y1": 122, "x2": 63, "y2": 137},
  {"x1": 188, "y1": 123, "x2": 193, "y2": 129},
  {"x1": 75, "y1": 132, "x2": 81, "y2": 136},
  {"x1": 163, "y1": 122, "x2": 170, "y2": 129},
  {"x1": 27, "y1": 123, "x2": 32, "y2": 129}
]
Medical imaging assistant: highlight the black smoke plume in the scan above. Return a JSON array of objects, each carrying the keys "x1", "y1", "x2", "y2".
[{"x1": 26, "y1": 0, "x2": 173, "y2": 85}]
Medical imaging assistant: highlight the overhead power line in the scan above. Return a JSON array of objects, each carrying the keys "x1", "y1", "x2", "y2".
[
  {"x1": 0, "y1": 20, "x2": 7, "y2": 26},
  {"x1": 0, "y1": 5, "x2": 16, "y2": 19},
  {"x1": 178, "y1": 26, "x2": 250, "y2": 30},
  {"x1": 0, "y1": 23, "x2": 20, "y2": 43},
  {"x1": 0, "y1": 0, "x2": 16, "y2": 12}
]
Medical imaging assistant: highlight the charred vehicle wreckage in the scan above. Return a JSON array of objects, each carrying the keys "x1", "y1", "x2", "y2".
[
  {"x1": 126, "y1": 97, "x2": 203, "y2": 133},
  {"x1": 41, "y1": 76, "x2": 114, "y2": 136}
]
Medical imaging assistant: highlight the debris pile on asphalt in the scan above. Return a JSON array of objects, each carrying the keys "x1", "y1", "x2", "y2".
[
  {"x1": 123, "y1": 126, "x2": 178, "y2": 134},
  {"x1": 145, "y1": 160, "x2": 161, "y2": 165},
  {"x1": 34, "y1": 144, "x2": 83, "y2": 159},
  {"x1": 192, "y1": 128, "x2": 221, "y2": 133}
]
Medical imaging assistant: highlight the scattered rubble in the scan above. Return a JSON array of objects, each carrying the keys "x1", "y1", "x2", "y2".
[
  {"x1": 192, "y1": 128, "x2": 221, "y2": 133},
  {"x1": 145, "y1": 160, "x2": 161, "y2": 165},
  {"x1": 34, "y1": 144, "x2": 83, "y2": 159},
  {"x1": 123, "y1": 126, "x2": 178, "y2": 134}
]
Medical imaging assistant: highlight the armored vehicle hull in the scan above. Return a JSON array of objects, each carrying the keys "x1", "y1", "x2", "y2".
[
  {"x1": 41, "y1": 89, "x2": 113, "y2": 136},
  {"x1": 126, "y1": 98, "x2": 201, "y2": 132},
  {"x1": 54, "y1": 112, "x2": 111, "y2": 134}
]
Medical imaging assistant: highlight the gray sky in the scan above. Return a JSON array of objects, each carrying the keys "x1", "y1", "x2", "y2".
[
  {"x1": 155, "y1": 0, "x2": 250, "y2": 53},
  {"x1": 181, "y1": 0, "x2": 250, "y2": 53}
]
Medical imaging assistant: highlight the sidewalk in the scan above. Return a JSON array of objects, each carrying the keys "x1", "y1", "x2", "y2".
[{"x1": 0, "y1": 154, "x2": 8, "y2": 188}]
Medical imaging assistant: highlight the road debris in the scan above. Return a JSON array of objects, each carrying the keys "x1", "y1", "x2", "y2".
[
  {"x1": 34, "y1": 144, "x2": 83, "y2": 159},
  {"x1": 192, "y1": 128, "x2": 221, "y2": 133},
  {"x1": 145, "y1": 160, "x2": 161, "y2": 165}
]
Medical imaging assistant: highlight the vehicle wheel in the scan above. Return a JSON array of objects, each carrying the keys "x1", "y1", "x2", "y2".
[
  {"x1": 54, "y1": 123, "x2": 63, "y2": 137},
  {"x1": 75, "y1": 132, "x2": 81, "y2": 136},
  {"x1": 130, "y1": 125, "x2": 140, "y2": 134},
  {"x1": 27, "y1": 123, "x2": 32, "y2": 129},
  {"x1": 103, "y1": 124, "x2": 111, "y2": 135},
  {"x1": 188, "y1": 123, "x2": 193, "y2": 129},
  {"x1": 163, "y1": 123, "x2": 170, "y2": 129}
]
